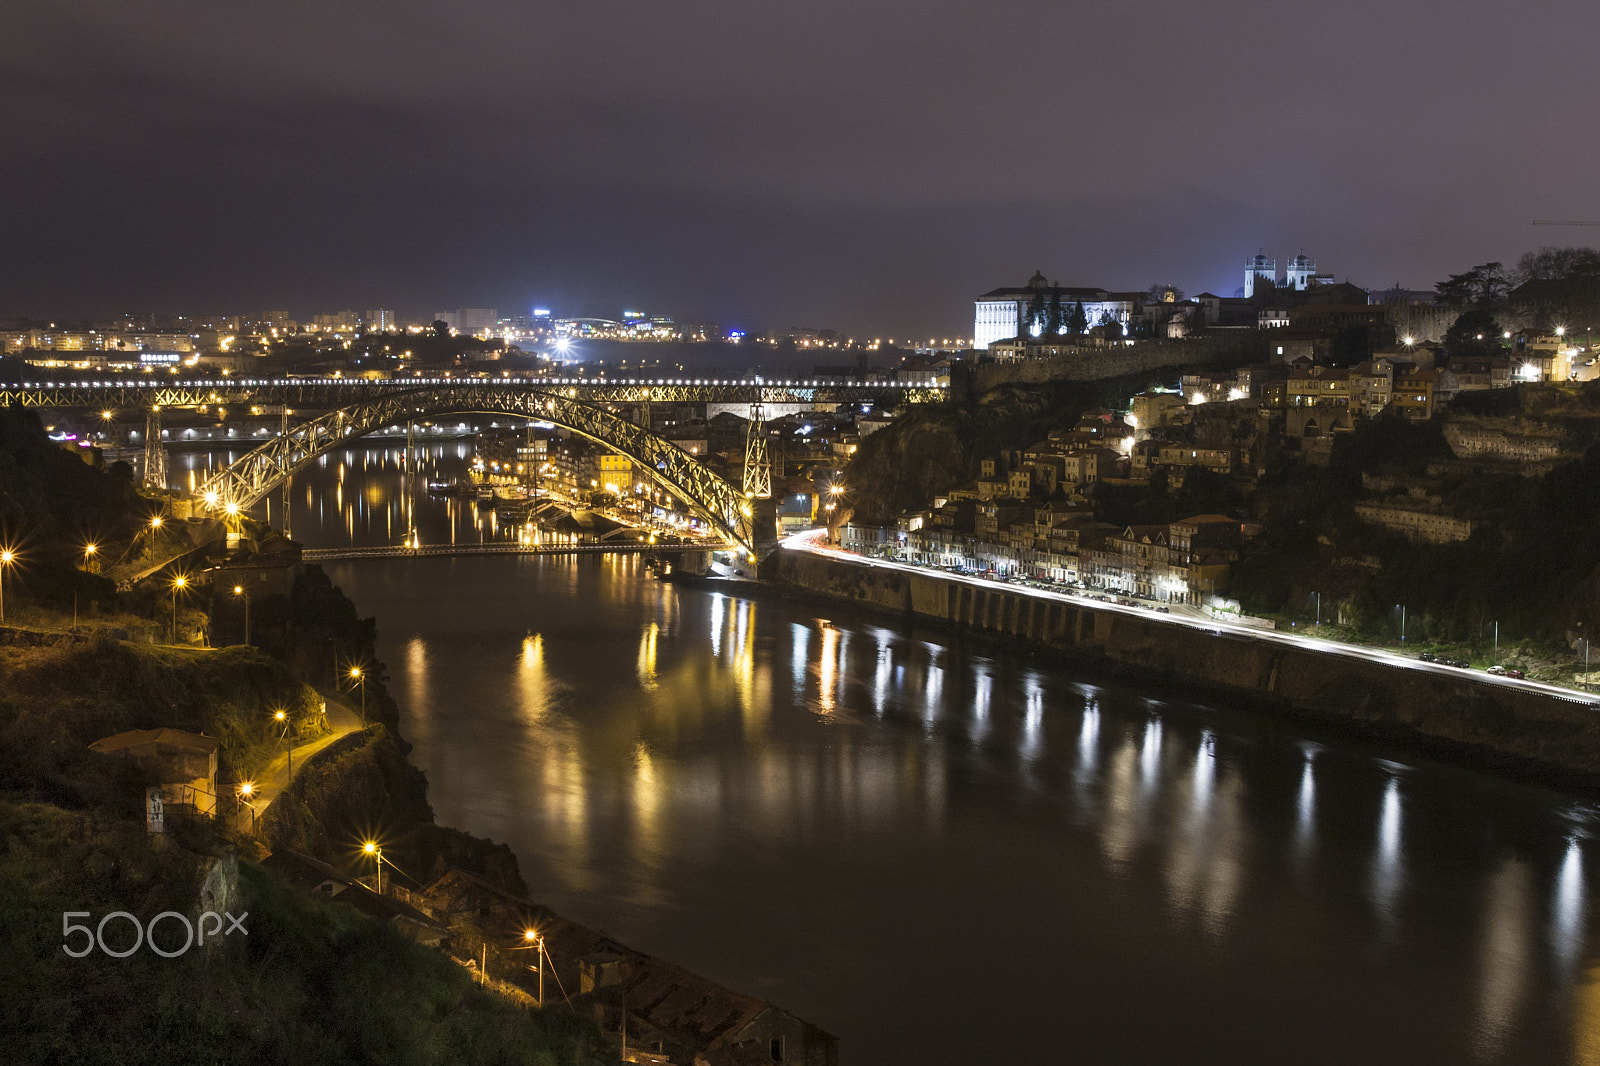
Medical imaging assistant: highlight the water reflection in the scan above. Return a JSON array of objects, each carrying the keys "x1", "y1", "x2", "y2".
[
  {"x1": 1475, "y1": 858, "x2": 1533, "y2": 1060},
  {"x1": 264, "y1": 443, "x2": 1600, "y2": 1066},
  {"x1": 819, "y1": 624, "x2": 840, "y2": 716},
  {"x1": 637, "y1": 623, "x2": 659, "y2": 688},
  {"x1": 970, "y1": 667, "x2": 991, "y2": 743},
  {"x1": 792, "y1": 625, "x2": 810, "y2": 697},
  {"x1": 1557, "y1": 839, "x2": 1588, "y2": 975},
  {"x1": 1020, "y1": 675, "x2": 1043, "y2": 758},
  {"x1": 1077, "y1": 701, "x2": 1100, "y2": 778},
  {"x1": 1371, "y1": 776, "x2": 1405, "y2": 931},
  {"x1": 874, "y1": 634, "x2": 894, "y2": 719},
  {"x1": 1295, "y1": 750, "x2": 1317, "y2": 859}
]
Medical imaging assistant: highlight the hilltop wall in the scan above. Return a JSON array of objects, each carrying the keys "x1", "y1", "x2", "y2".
[{"x1": 956, "y1": 334, "x2": 1261, "y2": 398}]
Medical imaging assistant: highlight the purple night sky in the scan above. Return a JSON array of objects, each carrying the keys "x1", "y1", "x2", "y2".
[{"x1": 3, "y1": 0, "x2": 1597, "y2": 333}]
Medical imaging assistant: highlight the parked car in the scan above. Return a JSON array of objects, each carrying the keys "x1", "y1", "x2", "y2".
[
  {"x1": 1507, "y1": 669, "x2": 1525, "y2": 679},
  {"x1": 1486, "y1": 665, "x2": 1507, "y2": 676},
  {"x1": 1155, "y1": 605, "x2": 1171, "y2": 614},
  {"x1": 1419, "y1": 652, "x2": 1436, "y2": 663}
]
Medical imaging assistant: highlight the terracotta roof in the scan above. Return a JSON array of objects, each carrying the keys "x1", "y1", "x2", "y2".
[{"x1": 89, "y1": 728, "x2": 219, "y2": 755}]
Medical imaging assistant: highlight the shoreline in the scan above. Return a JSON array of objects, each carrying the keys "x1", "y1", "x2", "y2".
[{"x1": 760, "y1": 546, "x2": 1600, "y2": 796}]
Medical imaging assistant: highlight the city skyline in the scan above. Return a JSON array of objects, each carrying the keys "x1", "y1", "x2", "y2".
[{"x1": 6, "y1": 0, "x2": 1598, "y2": 333}]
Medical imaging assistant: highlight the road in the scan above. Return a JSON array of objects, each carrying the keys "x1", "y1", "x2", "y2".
[
  {"x1": 236, "y1": 698, "x2": 366, "y2": 831},
  {"x1": 782, "y1": 528, "x2": 1598, "y2": 707}
]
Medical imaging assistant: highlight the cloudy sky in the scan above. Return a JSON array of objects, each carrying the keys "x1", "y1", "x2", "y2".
[{"x1": 3, "y1": 0, "x2": 1596, "y2": 334}]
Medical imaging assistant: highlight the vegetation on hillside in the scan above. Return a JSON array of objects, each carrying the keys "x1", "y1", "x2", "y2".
[
  {"x1": 0, "y1": 797, "x2": 589, "y2": 1065},
  {"x1": 0, "y1": 411, "x2": 578, "y2": 1062}
]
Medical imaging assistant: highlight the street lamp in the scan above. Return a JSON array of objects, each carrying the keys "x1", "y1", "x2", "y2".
[
  {"x1": 522, "y1": 929, "x2": 547, "y2": 1006},
  {"x1": 233, "y1": 584, "x2": 251, "y2": 645},
  {"x1": 1397, "y1": 603, "x2": 1406, "y2": 644},
  {"x1": 0, "y1": 548, "x2": 13, "y2": 625},
  {"x1": 170, "y1": 574, "x2": 188, "y2": 643},
  {"x1": 237, "y1": 781, "x2": 258, "y2": 830},
  {"x1": 349, "y1": 666, "x2": 366, "y2": 726},
  {"x1": 275, "y1": 708, "x2": 292, "y2": 780},
  {"x1": 362, "y1": 840, "x2": 386, "y2": 896}
]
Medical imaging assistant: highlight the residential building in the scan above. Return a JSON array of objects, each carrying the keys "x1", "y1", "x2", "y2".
[
  {"x1": 88, "y1": 728, "x2": 220, "y2": 816},
  {"x1": 1353, "y1": 502, "x2": 1473, "y2": 544}
]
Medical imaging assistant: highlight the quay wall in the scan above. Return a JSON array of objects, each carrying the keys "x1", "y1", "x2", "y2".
[{"x1": 769, "y1": 548, "x2": 1600, "y2": 782}]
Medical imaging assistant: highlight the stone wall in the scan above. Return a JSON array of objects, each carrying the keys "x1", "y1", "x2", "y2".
[
  {"x1": 955, "y1": 333, "x2": 1265, "y2": 398},
  {"x1": 770, "y1": 548, "x2": 1600, "y2": 782}
]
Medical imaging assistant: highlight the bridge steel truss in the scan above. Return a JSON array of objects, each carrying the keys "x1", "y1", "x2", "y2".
[
  {"x1": 193, "y1": 384, "x2": 760, "y2": 553},
  {"x1": 0, "y1": 378, "x2": 946, "y2": 410}
]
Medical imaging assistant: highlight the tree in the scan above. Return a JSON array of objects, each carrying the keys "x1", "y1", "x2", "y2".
[
  {"x1": 1024, "y1": 291, "x2": 1047, "y2": 337},
  {"x1": 1435, "y1": 262, "x2": 1508, "y2": 308},
  {"x1": 1045, "y1": 290, "x2": 1065, "y2": 336},
  {"x1": 1067, "y1": 301, "x2": 1089, "y2": 335},
  {"x1": 1147, "y1": 283, "x2": 1184, "y2": 304},
  {"x1": 1442, "y1": 307, "x2": 1505, "y2": 359},
  {"x1": 1513, "y1": 246, "x2": 1600, "y2": 284}
]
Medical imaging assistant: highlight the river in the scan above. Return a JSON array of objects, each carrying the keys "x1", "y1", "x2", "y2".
[{"x1": 201, "y1": 440, "x2": 1600, "y2": 1064}]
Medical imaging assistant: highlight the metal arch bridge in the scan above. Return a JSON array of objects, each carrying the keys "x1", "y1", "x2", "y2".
[
  {"x1": 0, "y1": 375, "x2": 948, "y2": 409},
  {"x1": 193, "y1": 383, "x2": 764, "y2": 553}
]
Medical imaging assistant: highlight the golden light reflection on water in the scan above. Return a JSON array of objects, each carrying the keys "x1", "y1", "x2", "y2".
[
  {"x1": 1574, "y1": 965, "x2": 1600, "y2": 1065},
  {"x1": 288, "y1": 463, "x2": 1600, "y2": 1062},
  {"x1": 1474, "y1": 857, "x2": 1533, "y2": 1061},
  {"x1": 518, "y1": 634, "x2": 548, "y2": 722},
  {"x1": 731, "y1": 601, "x2": 766, "y2": 734},
  {"x1": 818, "y1": 624, "x2": 840, "y2": 716},
  {"x1": 637, "y1": 622, "x2": 659, "y2": 688},
  {"x1": 631, "y1": 742, "x2": 665, "y2": 896}
]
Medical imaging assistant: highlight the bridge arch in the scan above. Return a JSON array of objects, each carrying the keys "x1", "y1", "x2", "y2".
[{"x1": 194, "y1": 384, "x2": 755, "y2": 551}]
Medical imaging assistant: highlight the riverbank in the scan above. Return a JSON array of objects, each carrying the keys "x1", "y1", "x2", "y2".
[{"x1": 767, "y1": 545, "x2": 1600, "y2": 789}]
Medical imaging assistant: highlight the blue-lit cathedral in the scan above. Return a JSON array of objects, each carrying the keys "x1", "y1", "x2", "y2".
[{"x1": 1244, "y1": 252, "x2": 1323, "y2": 297}]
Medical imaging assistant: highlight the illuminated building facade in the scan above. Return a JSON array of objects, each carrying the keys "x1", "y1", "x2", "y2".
[{"x1": 973, "y1": 272, "x2": 1139, "y2": 349}]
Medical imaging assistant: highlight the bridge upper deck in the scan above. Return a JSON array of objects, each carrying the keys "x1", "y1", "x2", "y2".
[{"x1": 0, "y1": 376, "x2": 948, "y2": 409}]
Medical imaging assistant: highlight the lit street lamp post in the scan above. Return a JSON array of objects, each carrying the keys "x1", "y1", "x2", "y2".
[
  {"x1": 274, "y1": 709, "x2": 292, "y2": 781},
  {"x1": 522, "y1": 929, "x2": 545, "y2": 1007},
  {"x1": 74, "y1": 542, "x2": 99, "y2": 630},
  {"x1": 0, "y1": 548, "x2": 13, "y2": 624},
  {"x1": 171, "y1": 574, "x2": 187, "y2": 643},
  {"x1": 363, "y1": 840, "x2": 386, "y2": 896},
  {"x1": 237, "y1": 781, "x2": 258, "y2": 831},
  {"x1": 233, "y1": 584, "x2": 251, "y2": 645},
  {"x1": 349, "y1": 666, "x2": 366, "y2": 727}
]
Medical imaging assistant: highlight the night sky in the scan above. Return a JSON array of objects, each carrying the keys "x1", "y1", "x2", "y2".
[{"x1": 4, "y1": 0, "x2": 1597, "y2": 334}]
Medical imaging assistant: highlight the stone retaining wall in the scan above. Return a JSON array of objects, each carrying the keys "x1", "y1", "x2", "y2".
[{"x1": 770, "y1": 548, "x2": 1600, "y2": 782}]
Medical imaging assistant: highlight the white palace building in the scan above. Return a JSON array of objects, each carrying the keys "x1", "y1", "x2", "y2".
[{"x1": 973, "y1": 272, "x2": 1142, "y2": 350}]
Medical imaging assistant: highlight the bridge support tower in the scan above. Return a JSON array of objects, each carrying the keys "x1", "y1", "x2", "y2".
[
  {"x1": 742, "y1": 403, "x2": 771, "y2": 501},
  {"x1": 143, "y1": 407, "x2": 168, "y2": 491}
]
